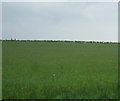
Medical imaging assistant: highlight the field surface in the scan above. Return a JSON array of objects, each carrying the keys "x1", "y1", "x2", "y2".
[{"x1": 2, "y1": 41, "x2": 118, "y2": 99}]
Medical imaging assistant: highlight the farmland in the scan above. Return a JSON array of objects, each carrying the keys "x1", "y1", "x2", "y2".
[{"x1": 2, "y1": 41, "x2": 118, "y2": 99}]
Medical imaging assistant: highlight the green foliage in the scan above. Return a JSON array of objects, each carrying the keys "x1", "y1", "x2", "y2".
[{"x1": 2, "y1": 41, "x2": 118, "y2": 99}]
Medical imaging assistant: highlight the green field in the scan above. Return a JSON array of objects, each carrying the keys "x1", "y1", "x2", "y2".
[{"x1": 2, "y1": 41, "x2": 118, "y2": 99}]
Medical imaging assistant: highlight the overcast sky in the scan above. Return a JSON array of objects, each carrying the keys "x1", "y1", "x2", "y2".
[{"x1": 2, "y1": 2, "x2": 118, "y2": 41}]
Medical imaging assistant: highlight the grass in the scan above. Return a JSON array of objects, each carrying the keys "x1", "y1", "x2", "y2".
[
  {"x1": 0, "y1": 40, "x2": 2, "y2": 100},
  {"x1": 2, "y1": 41, "x2": 118, "y2": 99}
]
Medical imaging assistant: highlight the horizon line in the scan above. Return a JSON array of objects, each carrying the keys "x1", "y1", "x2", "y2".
[{"x1": 2, "y1": 39, "x2": 119, "y2": 43}]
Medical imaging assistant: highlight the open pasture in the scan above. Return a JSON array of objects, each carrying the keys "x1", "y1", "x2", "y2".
[{"x1": 2, "y1": 41, "x2": 118, "y2": 99}]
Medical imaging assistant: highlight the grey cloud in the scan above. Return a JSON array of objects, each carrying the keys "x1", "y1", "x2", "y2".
[{"x1": 2, "y1": 2, "x2": 118, "y2": 41}]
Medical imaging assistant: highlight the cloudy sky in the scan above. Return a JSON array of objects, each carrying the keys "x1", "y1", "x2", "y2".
[{"x1": 2, "y1": 2, "x2": 118, "y2": 41}]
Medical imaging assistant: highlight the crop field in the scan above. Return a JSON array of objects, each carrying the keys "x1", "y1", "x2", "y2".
[{"x1": 2, "y1": 41, "x2": 118, "y2": 99}]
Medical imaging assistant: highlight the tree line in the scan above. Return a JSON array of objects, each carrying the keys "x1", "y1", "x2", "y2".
[{"x1": 2, "y1": 39, "x2": 119, "y2": 44}]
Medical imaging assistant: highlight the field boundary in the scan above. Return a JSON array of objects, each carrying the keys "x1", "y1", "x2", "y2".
[{"x1": 2, "y1": 40, "x2": 119, "y2": 44}]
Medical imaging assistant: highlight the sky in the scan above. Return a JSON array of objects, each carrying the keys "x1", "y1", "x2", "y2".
[
  {"x1": 0, "y1": 3, "x2": 2, "y2": 40},
  {"x1": 2, "y1": 2, "x2": 118, "y2": 41}
]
